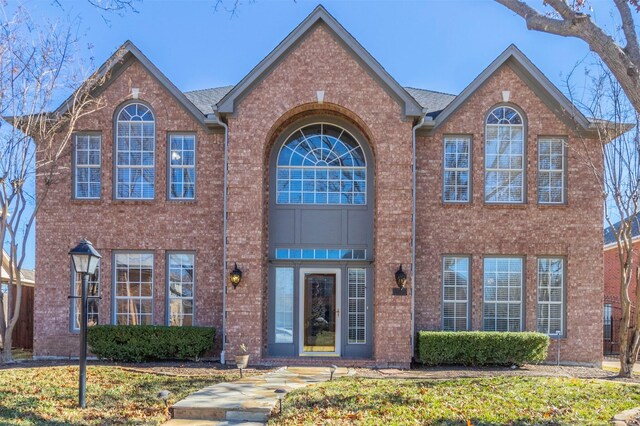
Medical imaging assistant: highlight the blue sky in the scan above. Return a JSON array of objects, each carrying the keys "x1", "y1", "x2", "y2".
[{"x1": 12, "y1": 0, "x2": 624, "y2": 269}]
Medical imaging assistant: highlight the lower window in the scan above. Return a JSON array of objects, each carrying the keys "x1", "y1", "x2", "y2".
[
  {"x1": 536, "y1": 257, "x2": 564, "y2": 335},
  {"x1": 442, "y1": 256, "x2": 470, "y2": 331},
  {"x1": 483, "y1": 257, "x2": 523, "y2": 332},
  {"x1": 274, "y1": 268, "x2": 294, "y2": 343},
  {"x1": 168, "y1": 253, "x2": 195, "y2": 326},
  {"x1": 70, "y1": 265, "x2": 100, "y2": 332},
  {"x1": 348, "y1": 268, "x2": 366, "y2": 344},
  {"x1": 114, "y1": 253, "x2": 153, "y2": 325}
]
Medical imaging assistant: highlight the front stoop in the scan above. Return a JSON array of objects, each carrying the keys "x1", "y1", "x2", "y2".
[{"x1": 168, "y1": 366, "x2": 352, "y2": 424}]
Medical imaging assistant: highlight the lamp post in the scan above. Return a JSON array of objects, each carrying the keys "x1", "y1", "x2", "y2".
[{"x1": 69, "y1": 239, "x2": 101, "y2": 409}]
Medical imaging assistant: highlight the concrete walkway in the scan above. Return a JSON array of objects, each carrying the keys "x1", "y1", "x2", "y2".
[
  {"x1": 603, "y1": 359, "x2": 640, "y2": 373},
  {"x1": 164, "y1": 366, "x2": 351, "y2": 425}
]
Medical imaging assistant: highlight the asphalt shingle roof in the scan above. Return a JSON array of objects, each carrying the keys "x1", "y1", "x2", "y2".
[
  {"x1": 604, "y1": 214, "x2": 640, "y2": 245},
  {"x1": 183, "y1": 85, "x2": 456, "y2": 117}
]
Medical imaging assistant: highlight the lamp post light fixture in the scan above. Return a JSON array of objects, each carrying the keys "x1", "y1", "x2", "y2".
[
  {"x1": 69, "y1": 238, "x2": 101, "y2": 409},
  {"x1": 229, "y1": 262, "x2": 242, "y2": 289}
]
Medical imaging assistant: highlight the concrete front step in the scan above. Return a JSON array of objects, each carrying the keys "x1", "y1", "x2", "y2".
[{"x1": 163, "y1": 420, "x2": 265, "y2": 426}]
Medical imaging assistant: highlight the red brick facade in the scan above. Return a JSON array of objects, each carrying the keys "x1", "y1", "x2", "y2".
[{"x1": 34, "y1": 9, "x2": 603, "y2": 366}]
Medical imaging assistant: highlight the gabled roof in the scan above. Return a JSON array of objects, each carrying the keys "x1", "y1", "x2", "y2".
[
  {"x1": 184, "y1": 86, "x2": 234, "y2": 115},
  {"x1": 1, "y1": 250, "x2": 35, "y2": 286},
  {"x1": 428, "y1": 44, "x2": 592, "y2": 132},
  {"x1": 215, "y1": 5, "x2": 423, "y2": 118},
  {"x1": 53, "y1": 40, "x2": 209, "y2": 127}
]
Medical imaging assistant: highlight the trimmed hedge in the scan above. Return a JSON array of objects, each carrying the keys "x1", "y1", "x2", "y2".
[
  {"x1": 87, "y1": 325, "x2": 215, "y2": 362},
  {"x1": 417, "y1": 331, "x2": 549, "y2": 366}
]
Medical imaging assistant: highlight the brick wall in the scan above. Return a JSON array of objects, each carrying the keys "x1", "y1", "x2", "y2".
[
  {"x1": 415, "y1": 64, "x2": 603, "y2": 365},
  {"x1": 224, "y1": 22, "x2": 414, "y2": 365},
  {"x1": 34, "y1": 61, "x2": 224, "y2": 357}
]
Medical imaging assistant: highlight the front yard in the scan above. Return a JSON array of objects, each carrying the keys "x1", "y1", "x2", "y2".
[
  {"x1": 0, "y1": 364, "x2": 236, "y2": 425},
  {"x1": 270, "y1": 376, "x2": 640, "y2": 425}
]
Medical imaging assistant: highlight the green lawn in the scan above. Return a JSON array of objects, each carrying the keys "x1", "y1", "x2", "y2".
[
  {"x1": 0, "y1": 365, "x2": 232, "y2": 425},
  {"x1": 270, "y1": 376, "x2": 640, "y2": 425}
]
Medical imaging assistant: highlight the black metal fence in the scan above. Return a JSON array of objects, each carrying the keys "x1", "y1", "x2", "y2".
[{"x1": 603, "y1": 315, "x2": 618, "y2": 355}]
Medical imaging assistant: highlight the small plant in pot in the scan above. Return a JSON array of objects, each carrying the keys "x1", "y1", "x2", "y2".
[{"x1": 235, "y1": 344, "x2": 249, "y2": 375}]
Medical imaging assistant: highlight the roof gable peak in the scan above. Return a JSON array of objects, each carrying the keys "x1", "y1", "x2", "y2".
[{"x1": 216, "y1": 5, "x2": 423, "y2": 118}]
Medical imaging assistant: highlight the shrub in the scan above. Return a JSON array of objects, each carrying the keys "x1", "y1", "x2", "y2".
[
  {"x1": 87, "y1": 325, "x2": 215, "y2": 362},
  {"x1": 416, "y1": 331, "x2": 549, "y2": 366}
]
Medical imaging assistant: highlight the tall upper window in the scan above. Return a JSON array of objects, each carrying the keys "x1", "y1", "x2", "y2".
[
  {"x1": 537, "y1": 257, "x2": 564, "y2": 335},
  {"x1": 169, "y1": 134, "x2": 196, "y2": 200},
  {"x1": 116, "y1": 103, "x2": 155, "y2": 199},
  {"x1": 276, "y1": 123, "x2": 366, "y2": 205},
  {"x1": 483, "y1": 257, "x2": 523, "y2": 332},
  {"x1": 74, "y1": 134, "x2": 101, "y2": 199},
  {"x1": 538, "y1": 138, "x2": 565, "y2": 204},
  {"x1": 443, "y1": 136, "x2": 471, "y2": 203},
  {"x1": 485, "y1": 106, "x2": 524, "y2": 203}
]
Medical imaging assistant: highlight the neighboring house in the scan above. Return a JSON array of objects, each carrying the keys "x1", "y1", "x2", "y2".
[
  {"x1": 1, "y1": 250, "x2": 35, "y2": 350},
  {"x1": 32, "y1": 6, "x2": 613, "y2": 366},
  {"x1": 603, "y1": 217, "x2": 640, "y2": 355}
]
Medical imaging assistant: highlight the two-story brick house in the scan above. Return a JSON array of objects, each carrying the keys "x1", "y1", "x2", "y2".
[{"x1": 35, "y1": 6, "x2": 606, "y2": 366}]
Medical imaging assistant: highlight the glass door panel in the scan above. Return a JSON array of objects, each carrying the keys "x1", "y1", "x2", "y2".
[{"x1": 303, "y1": 273, "x2": 336, "y2": 352}]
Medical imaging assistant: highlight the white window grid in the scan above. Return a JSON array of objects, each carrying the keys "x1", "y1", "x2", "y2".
[
  {"x1": 168, "y1": 253, "x2": 194, "y2": 326},
  {"x1": 538, "y1": 138, "x2": 565, "y2": 204},
  {"x1": 443, "y1": 137, "x2": 470, "y2": 203},
  {"x1": 114, "y1": 253, "x2": 154, "y2": 325},
  {"x1": 348, "y1": 268, "x2": 366, "y2": 344},
  {"x1": 169, "y1": 135, "x2": 196, "y2": 199},
  {"x1": 71, "y1": 266, "x2": 100, "y2": 332},
  {"x1": 442, "y1": 256, "x2": 469, "y2": 331},
  {"x1": 75, "y1": 134, "x2": 101, "y2": 199},
  {"x1": 274, "y1": 268, "x2": 294, "y2": 343},
  {"x1": 536, "y1": 258, "x2": 564, "y2": 335},
  {"x1": 483, "y1": 257, "x2": 523, "y2": 332},
  {"x1": 275, "y1": 248, "x2": 366, "y2": 260},
  {"x1": 485, "y1": 107, "x2": 524, "y2": 203},
  {"x1": 276, "y1": 124, "x2": 366, "y2": 205},
  {"x1": 116, "y1": 103, "x2": 155, "y2": 199}
]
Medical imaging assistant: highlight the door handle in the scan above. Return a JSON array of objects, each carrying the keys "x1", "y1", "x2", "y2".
[{"x1": 336, "y1": 308, "x2": 340, "y2": 317}]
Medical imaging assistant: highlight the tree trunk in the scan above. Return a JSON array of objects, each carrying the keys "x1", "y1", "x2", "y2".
[{"x1": 1, "y1": 331, "x2": 14, "y2": 364}]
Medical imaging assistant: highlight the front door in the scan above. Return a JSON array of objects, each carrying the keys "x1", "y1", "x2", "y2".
[{"x1": 299, "y1": 268, "x2": 341, "y2": 356}]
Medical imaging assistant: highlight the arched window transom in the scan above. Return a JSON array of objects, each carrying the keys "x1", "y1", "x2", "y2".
[
  {"x1": 485, "y1": 106, "x2": 524, "y2": 203},
  {"x1": 276, "y1": 123, "x2": 366, "y2": 205},
  {"x1": 115, "y1": 103, "x2": 155, "y2": 199}
]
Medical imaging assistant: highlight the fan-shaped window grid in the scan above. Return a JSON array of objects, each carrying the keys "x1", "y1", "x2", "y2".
[
  {"x1": 168, "y1": 253, "x2": 194, "y2": 326},
  {"x1": 277, "y1": 124, "x2": 366, "y2": 205},
  {"x1": 116, "y1": 103, "x2": 155, "y2": 199},
  {"x1": 485, "y1": 107, "x2": 524, "y2": 203}
]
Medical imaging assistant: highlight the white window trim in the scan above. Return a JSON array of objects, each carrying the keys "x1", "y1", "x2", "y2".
[
  {"x1": 536, "y1": 257, "x2": 565, "y2": 336},
  {"x1": 74, "y1": 134, "x2": 102, "y2": 199},
  {"x1": 482, "y1": 256, "x2": 524, "y2": 332},
  {"x1": 443, "y1": 136, "x2": 471, "y2": 203},
  {"x1": 347, "y1": 268, "x2": 367, "y2": 344},
  {"x1": 537, "y1": 137, "x2": 566, "y2": 205},
  {"x1": 112, "y1": 252, "x2": 154, "y2": 325},
  {"x1": 115, "y1": 103, "x2": 156, "y2": 200},
  {"x1": 168, "y1": 134, "x2": 196, "y2": 200},
  {"x1": 484, "y1": 107, "x2": 525, "y2": 204},
  {"x1": 166, "y1": 252, "x2": 195, "y2": 326},
  {"x1": 442, "y1": 256, "x2": 470, "y2": 331}
]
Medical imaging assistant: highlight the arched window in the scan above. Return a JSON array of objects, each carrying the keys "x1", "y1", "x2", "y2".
[
  {"x1": 276, "y1": 123, "x2": 367, "y2": 205},
  {"x1": 115, "y1": 103, "x2": 155, "y2": 199},
  {"x1": 485, "y1": 106, "x2": 524, "y2": 203}
]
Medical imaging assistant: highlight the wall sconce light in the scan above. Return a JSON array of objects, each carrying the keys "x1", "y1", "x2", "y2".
[
  {"x1": 393, "y1": 264, "x2": 408, "y2": 296},
  {"x1": 395, "y1": 264, "x2": 407, "y2": 289},
  {"x1": 229, "y1": 262, "x2": 242, "y2": 289}
]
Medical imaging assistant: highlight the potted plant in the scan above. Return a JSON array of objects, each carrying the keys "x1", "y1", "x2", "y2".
[{"x1": 235, "y1": 344, "x2": 249, "y2": 369}]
